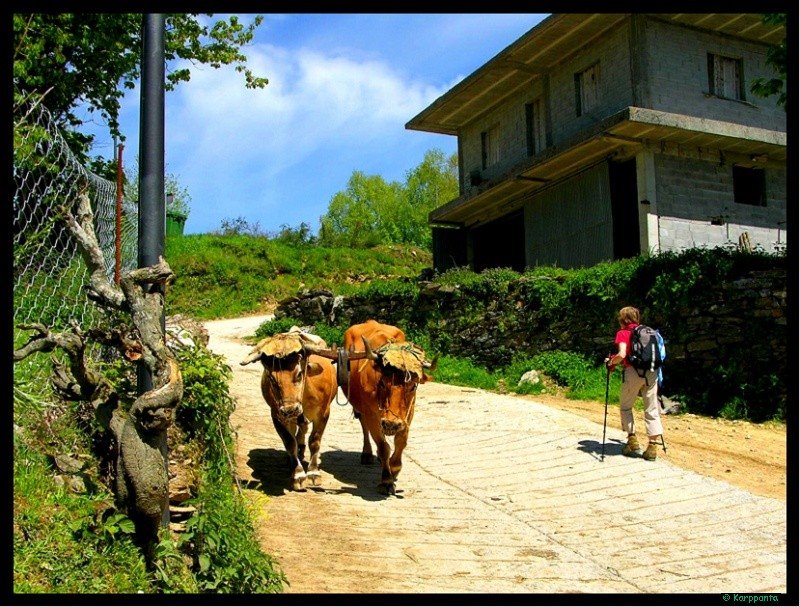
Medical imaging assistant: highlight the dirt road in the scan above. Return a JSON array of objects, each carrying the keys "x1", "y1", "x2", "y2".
[{"x1": 205, "y1": 315, "x2": 788, "y2": 595}]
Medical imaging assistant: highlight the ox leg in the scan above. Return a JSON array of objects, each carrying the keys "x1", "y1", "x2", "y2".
[
  {"x1": 305, "y1": 412, "x2": 330, "y2": 486},
  {"x1": 388, "y1": 428, "x2": 409, "y2": 483},
  {"x1": 356, "y1": 412, "x2": 375, "y2": 465},
  {"x1": 270, "y1": 411, "x2": 306, "y2": 490},
  {"x1": 374, "y1": 436, "x2": 396, "y2": 495},
  {"x1": 296, "y1": 414, "x2": 309, "y2": 464}
]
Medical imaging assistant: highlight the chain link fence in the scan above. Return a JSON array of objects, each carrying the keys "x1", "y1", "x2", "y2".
[{"x1": 13, "y1": 89, "x2": 139, "y2": 379}]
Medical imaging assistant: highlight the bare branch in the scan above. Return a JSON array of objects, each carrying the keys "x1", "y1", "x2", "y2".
[{"x1": 59, "y1": 193, "x2": 126, "y2": 309}]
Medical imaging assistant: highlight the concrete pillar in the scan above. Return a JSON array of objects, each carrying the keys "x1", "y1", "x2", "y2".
[{"x1": 636, "y1": 149, "x2": 660, "y2": 254}]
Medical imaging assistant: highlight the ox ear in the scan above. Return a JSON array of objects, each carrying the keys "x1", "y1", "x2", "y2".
[
  {"x1": 421, "y1": 371, "x2": 433, "y2": 384},
  {"x1": 306, "y1": 362, "x2": 324, "y2": 377}
]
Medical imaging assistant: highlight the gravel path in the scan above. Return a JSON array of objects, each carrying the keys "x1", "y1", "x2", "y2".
[{"x1": 205, "y1": 315, "x2": 787, "y2": 595}]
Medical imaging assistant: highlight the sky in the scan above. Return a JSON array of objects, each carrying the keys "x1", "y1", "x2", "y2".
[{"x1": 86, "y1": 14, "x2": 550, "y2": 236}]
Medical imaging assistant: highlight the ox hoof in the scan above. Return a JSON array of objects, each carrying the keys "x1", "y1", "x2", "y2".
[
  {"x1": 360, "y1": 453, "x2": 375, "y2": 465},
  {"x1": 306, "y1": 470, "x2": 321, "y2": 486},
  {"x1": 292, "y1": 470, "x2": 307, "y2": 491},
  {"x1": 378, "y1": 482, "x2": 396, "y2": 496}
]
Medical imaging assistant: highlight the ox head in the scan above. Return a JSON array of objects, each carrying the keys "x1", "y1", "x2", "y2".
[
  {"x1": 354, "y1": 337, "x2": 436, "y2": 437},
  {"x1": 240, "y1": 329, "x2": 338, "y2": 422}
]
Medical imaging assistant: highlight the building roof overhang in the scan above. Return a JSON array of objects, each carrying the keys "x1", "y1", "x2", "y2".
[
  {"x1": 429, "y1": 106, "x2": 787, "y2": 227},
  {"x1": 407, "y1": 13, "x2": 785, "y2": 136}
]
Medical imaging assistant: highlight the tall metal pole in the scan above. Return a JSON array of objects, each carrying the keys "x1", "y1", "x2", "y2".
[
  {"x1": 137, "y1": 13, "x2": 168, "y2": 528},
  {"x1": 137, "y1": 13, "x2": 165, "y2": 393},
  {"x1": 138, "y1": 14, "x2": 165, "y2": 282}
]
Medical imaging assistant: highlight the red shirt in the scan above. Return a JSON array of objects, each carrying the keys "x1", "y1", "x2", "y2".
[{"x1": 614, "y1": 322, "x2": 637, "y2": 368}]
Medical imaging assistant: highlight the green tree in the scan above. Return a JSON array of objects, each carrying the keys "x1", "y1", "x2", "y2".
[
  {"x1": 750, "y1": 13, "x2": 786, "y2": 110},
  {"x1": 124, "y1": 163, "x2": 192, "y2": 218},
  {"x1": 403, "y1": 149, "x2": 459, "y2": 248},
  {"x1": 13, "y1": 13, "x2": 268, "y2": 159},
  {"x1": 319, "y1": 171, "x2": 404, "y2": 248},
  {"x1": 319, "y1": 149, "x2": 458, "y2": 250}
]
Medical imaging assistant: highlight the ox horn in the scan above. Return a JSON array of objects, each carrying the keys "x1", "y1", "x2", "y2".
[
  {"x1": 361, "y1": 335, "x2": 379, "y2": 361},
  {"x1": 422, "y1": 355, "x2": 438, "y2": 371},
  {"x1": 332, "y1": 339, "x2": 376, "y2": 362},
  {"x1": 240, "y1": 349, "x2": 263, "y2": 366},
  {"x1": 303, "y1": 343, "x2": 340, "y2": 360}
]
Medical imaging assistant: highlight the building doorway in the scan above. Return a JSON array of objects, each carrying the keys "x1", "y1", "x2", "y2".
[
  {"x1": 471, "y1": 210, "x2": 525, "y2": 272},
  {"x1": 609, "y1": 159, "x2": 640, "y2": 259}
]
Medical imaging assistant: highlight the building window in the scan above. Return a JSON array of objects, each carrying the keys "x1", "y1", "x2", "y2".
[
  {"x1": 708, "y1": 53, "x2": 744, "y2": 101},
  {"x1": 732, "y1": 166, "x2": 766, "y2": 206},
  {"x1": 481, "y1": 125, "x2": 500, "y2": 169},
  {"x1": 525, "y1": 98, "x2": 546, "y2": 156},
  {"x1": 575, "y1": 63, "x2": 599, "y2": 117}
]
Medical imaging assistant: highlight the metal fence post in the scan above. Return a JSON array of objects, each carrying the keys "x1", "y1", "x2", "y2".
[{"x1": 137, "y1": 12, "x2": 168, "y2": 528}]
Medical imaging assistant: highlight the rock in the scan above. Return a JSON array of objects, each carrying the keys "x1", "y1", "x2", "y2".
[
  {"x1": 166, "y1": 314, "x2": 209, "y2": 349},
  {"x1": 54, "y1": 474, "x2": 88, "y2": 494},
  {"x1": 169, "y1": 479, "x2": 192, "y2": 503},
  {"x1": 518, "y1": 370, "x2": 541, "y2": 387},
  {"x1": 169, "y1": 505, "x2": 197, "y2": 520},
  {"x1": 53, "y1": 454, "x2": 85, "y2": 474},
  {"x1": 660, "y1": 395, "x2": 681, "y2": 415}
]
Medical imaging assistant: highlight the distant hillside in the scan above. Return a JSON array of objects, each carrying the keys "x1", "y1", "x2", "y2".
[{"x1": 165, "y1": 234, "x2": 432, "y2": 320}]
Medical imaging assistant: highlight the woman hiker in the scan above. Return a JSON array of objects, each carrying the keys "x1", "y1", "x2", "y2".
[{"x1": 605, "y1": 306, "x2": 663, "y2": 460}]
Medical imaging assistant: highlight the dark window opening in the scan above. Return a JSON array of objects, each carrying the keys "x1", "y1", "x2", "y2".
[
  {"x1": 525, "y1": 103, "x2": 534, "y2": 156},
  {"x1": 481, "y1": 126, "x2": 499, "y2": 170},
  {"x1": 733, "y1": 166, "x2": 766, "y2": 206},
  {"x1": 525, "y1": 99, "x2": 545, "y2": 156},
  {"x1": 575, "y1": 63, "x2": 599, "y2": 117},
  {"x1": 707, "y1": 53, "x2": 744, "y2": 101}
]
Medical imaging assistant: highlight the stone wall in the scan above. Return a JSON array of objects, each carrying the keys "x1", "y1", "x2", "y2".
[
  {"x1": 276, "y1": 263, "x2": 787, "y2": 410},
  {"x1": 278, "y1": 269, "x2": 786, "y2": 363}
]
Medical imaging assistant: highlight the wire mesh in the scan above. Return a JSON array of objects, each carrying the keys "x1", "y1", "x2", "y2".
[{"x1": 13, "y1": 89, "x2": 139, "y2": 379}]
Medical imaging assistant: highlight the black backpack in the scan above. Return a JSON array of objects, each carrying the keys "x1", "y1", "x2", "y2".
[{"x1": 628, "y1": 324, "x2": 665, "y2": 376}]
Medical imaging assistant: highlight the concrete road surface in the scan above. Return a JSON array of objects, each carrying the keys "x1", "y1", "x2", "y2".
[{"x1": 205, "y1": 316, "x2": 789, "y2": 596}]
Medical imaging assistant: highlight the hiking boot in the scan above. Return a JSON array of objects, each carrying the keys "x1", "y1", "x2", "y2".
[
  {"x1": 621, "y1": 435, "x2": 640, "y2": 457},
  {"x1": 642, "y1": 442, "x2": 659, "y2": 461}
]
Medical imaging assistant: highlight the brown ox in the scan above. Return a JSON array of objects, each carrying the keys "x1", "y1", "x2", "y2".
[
  {"x1": 343, "y1": 320, "x2": 435, "y2": 495},
  {"x1": 240, "y1": 329, "x2": 338, "y2": 490}
]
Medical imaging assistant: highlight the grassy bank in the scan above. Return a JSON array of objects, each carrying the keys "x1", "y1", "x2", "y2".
[{"x1": 165, "y1": 234, "x2": 431, "y2": 320}]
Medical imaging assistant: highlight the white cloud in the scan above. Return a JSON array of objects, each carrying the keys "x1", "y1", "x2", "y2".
[
  {"x1": 170, "y1": 43, "x2": 451, "y2": 172},
  {"x1": 163, "y1": 41, "x2": 456, "y2": 232}
]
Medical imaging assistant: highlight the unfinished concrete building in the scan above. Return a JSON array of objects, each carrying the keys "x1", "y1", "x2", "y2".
[{"x1": 407, "y1": 13, "x2": 787, "y2": 271}]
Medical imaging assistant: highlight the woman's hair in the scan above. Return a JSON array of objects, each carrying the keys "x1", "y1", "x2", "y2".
[{"x1": 618, "y1": 306, "x2": 640, "y2": 326}]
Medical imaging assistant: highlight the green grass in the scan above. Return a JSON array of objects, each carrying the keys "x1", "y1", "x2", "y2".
[
  {"x1": 178, "y1": 468, "x2": 286, "y2": 593},
  {"x1": 13, "y1": 331, "x2": 285, "y2": 594},
  {"x1": 431, "y1": 350, "x2": 620, "y2": 403},
  {"x1": 13, "y1": 361, "x2": 151, "y2": 593},
  {"x1": 165, "y1": 235, "x2": 431, "y2": 320},
  {"x1": 431, "y1": 355, "x2": 500, "y2": 391}
]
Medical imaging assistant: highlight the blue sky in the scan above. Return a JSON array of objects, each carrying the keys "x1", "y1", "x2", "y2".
[{"x1": 88, "y1": 14, "x2": 549, "y2": 235}]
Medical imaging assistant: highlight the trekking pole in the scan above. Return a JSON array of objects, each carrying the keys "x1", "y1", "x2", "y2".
[{"x1": 601, "y1": 363, "x2": 611, "y2": 461}]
